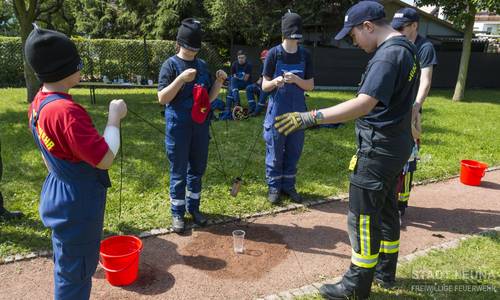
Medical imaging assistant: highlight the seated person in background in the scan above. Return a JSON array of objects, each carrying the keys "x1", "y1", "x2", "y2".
[
  {"x1": 246, "y1": 49, "x2": 270, "y2": 116},
  {"x1": 220, "y1": 50, "x2": 252, "y2": 120}
]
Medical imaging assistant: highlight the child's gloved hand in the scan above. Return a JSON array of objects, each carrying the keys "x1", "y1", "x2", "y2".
[
  {"x1": 274, "y1": 111, "x2": 316, "y2": 136},
  {"x1": 180, "y1": 68, "x2": 197, "y2": 83}
]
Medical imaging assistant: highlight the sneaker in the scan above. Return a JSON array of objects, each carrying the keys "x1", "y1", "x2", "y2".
[
  {"x1": 282, "y1": 188, "x2": 303, "y2": 203},
  {"x1": 191, "y1": 211, "x2": 208, "y2": 227},
  {"x1": 268, "y1": 188, "x2": 280, "y2": 205},
  {"x1": 171, "y1": 215, "x2": 185, "y2": 233}
]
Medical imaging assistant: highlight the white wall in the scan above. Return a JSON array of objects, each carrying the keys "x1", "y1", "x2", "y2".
[{"x1": 474, "y1": 22, "x2": 500, "y2": 35}]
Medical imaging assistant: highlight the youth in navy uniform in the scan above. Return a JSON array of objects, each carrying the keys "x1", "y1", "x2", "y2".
[
  {"x1": 274, "y1": 2, "x2": 420, "y2": 298},
  {"x1": 25, "y1": 26, "x2": 127, "y2": 299},
  {"x1": 262, "y1": 11, "x2": 314, "y2": 204},
  {"x1": 246, "y1": 49, "x2": 270, "y2": 116},
  {"x1": 391, "y1": 7, "x2": 438, "y2": 219},
  {"x1": 228, "y1": 50, "x2": 252, "y2": 107},
  {"x1": 219, "y1": 50, "x2": 253, "y2": 120},
  {"x1": 157, "y1": 19, "x2": 227, "y2": 233},
  {"x1": 0, "y1": 139, "x2": 23, "y2": 219}
]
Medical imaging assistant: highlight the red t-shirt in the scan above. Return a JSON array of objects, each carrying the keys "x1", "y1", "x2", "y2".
[{"x1": 28, "y1": 90, "x2": 109, "y2": 167}]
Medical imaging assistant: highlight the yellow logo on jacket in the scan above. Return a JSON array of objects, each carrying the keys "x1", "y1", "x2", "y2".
[{"x1": 37, "y1": 125, "x2": 55, "y2": 151}]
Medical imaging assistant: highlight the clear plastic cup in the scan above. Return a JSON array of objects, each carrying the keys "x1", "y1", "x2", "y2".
[{"x1": 232, "y1": 230, "x2": 245, "y2": 254}]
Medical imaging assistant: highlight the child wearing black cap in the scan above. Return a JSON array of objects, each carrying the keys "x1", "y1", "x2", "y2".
[
  {"x1": 158, "y1": 18, "x2": 227, "y2": 233},
  {"x1": 261, "y1": 10, "x2": 315, "y2": 205},
  {"x1": 25, "y1": 25, "x2": 127, "y2": 299},
  {"x1": 274, "y1": 1, "x2": 420, "y2": 298}
]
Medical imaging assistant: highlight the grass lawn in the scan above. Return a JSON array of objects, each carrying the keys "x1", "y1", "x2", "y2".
[
  {"x1": 0, "y1": 87, "x2": 499, "y2": 257},
  {"x1": 297, "y1": 231, "x2": 500, "y2": 299}
]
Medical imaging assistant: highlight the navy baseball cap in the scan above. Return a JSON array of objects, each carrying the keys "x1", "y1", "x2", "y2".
[
  {"x1": 391, "y1": 8, "x2": 420, "y2": 30},
  {"x1": 335, "y1": 1, "x2": 386, "y2": 40}
]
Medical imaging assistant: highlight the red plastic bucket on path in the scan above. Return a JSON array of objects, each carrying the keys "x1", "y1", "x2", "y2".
[
  {"x1": 460, "y1": 160, "x2": 488, "y2": 186},
  {"x1": 99, "y1": 235, "x2": 143, "y2": 286}
]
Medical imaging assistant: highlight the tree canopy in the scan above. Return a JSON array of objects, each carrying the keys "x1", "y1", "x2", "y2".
[{"x1": 2, "y1": 0, "x2": 354, "y2": 47}]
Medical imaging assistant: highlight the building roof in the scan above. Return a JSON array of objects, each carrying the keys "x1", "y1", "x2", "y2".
[
  {"x1": 475, "y1": 14, "x2": 500, "y2": 22},
  {"x1": 380, "y1": 0, "x2": 463, "y2": 34}
]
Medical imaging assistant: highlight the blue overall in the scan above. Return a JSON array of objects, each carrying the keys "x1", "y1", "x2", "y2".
[
  {"x1": 245, "y1": 82, "x2": 269, "y2": 113},
  {"x1": 264, "y1": 47, "x2": 307, "y2": 192},
  {"x1": 228, "y1": 64, "x2": 251, "y2": 108},
  {"x1": 210, "y1": 98, "x2": 225, "y2": 111},
  {"x1": 165, "y1": 56, "x2": 211, "y2": 217},
  {"x1": 30, "y1": 94, "x2": 110, "y2": 300}
]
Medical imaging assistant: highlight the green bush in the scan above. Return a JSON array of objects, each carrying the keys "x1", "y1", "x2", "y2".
[
  {"x1": 0, "y1": 37, "x2": 225, "y2": 87},
  {"x1": 0, "y1": 37, "x2": 24, "y2": 87}
]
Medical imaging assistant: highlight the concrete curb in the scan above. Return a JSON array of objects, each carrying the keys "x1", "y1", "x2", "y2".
[
  {"x1": 257, "y1": 227, "x2": 500, "y2": 300},
  {"x1": 1, "y1": 166, "x2": 498, "y2": 266}
]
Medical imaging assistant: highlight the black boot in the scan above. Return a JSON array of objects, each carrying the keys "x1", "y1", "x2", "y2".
[
  {"x1": 191, "y1": 211, "x2": 208, "y2": 227},
  {"x1": 282, "y1": 188, "x2": 303, "y2": 203},
  {"x1": 320, "y1": 281, "x2": 355, "y2": 299},
  {"x1": 0, "y1": 207, "x2": 23, "y2": 220},
  {"x1": 374, "y1": 252, "x2": 398, "y2": 288},
  {"x1": 0, "y1": 192, "x2": 23, "y2": 220},
  {"x1": 338, "y1": 264, "x2": 375, "y2": 299}
]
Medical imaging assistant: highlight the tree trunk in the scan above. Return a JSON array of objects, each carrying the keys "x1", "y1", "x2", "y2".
[
  {"x1": 452, "y1": 12, "x2": 475, "y2": 101},
  {"x1": 20, "y1": 21, "x2": 40, "y2": 103},
  {"x1": 13, "y1": 0, "x2": 40, "y2": 103}
]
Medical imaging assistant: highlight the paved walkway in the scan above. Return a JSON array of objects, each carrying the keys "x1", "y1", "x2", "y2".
[{"x1": 1, "y1": 171, "x2": 499, "y2": 300}]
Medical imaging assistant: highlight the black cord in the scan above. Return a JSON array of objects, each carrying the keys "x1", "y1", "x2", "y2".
[
  {"x1": 128, "y1": 107, "x2": 165, "y2": 136},
  {"x1": 119, "y1": 123, "x2": 123, "y2": 221},
  {"x1": 239, "y1": 125, "x2": 261, "y2": 179},
  {"x1": 209, "y1": 122, "x2": 230, "y2": 181}
]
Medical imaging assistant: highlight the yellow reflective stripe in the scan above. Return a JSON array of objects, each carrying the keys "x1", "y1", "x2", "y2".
[
  {"x1": 366, "y1": 215, "x2": 371, "y2": 255},
  {"x1": 405, "y1": 173, "x2": 411, "y2": 193},
  {"x1": 359, "y1": 215, "x2": 364, "y2": 256},
  {"x1": 380, "y1": 240, "x2": 400, "y2": 254},
  {"x1": 399, "y1": 192, "x2": 409, "y2": 202},
  {"x1": 380, "y1": 248, "x2": 399, "y2": 254},
  {"x1": 381, "y1": 240, "x2": 400, "y2": 246},
  {"x1": 351, "y1": 250, "x2": 378, "y2": 268},
  {"x1": 359, "y1": 215, "x2": 370, "y2": 256}
]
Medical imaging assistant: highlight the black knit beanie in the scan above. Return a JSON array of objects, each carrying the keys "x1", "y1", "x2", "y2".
[
  {"x1": 282, "y1": 11, "x2": 303, "y2": 39},
  {"x1": 24, "y1": 25, "x2": 82, "y2": 83},
  {"x1": 176, "y1": 18, "x2": 202, "y2": 51}
]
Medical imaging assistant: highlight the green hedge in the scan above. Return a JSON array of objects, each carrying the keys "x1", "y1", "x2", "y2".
[
  {"x1": 0, "y1": 37, "x2": 25, "y2": 87},
  {"x1": 0, "y1": 37, "x2": 225, "y2": 87}
]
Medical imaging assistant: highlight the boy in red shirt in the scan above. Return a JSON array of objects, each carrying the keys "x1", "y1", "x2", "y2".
[{"x1": 26, "y1": 25, "x2": 127, "y2": 300}]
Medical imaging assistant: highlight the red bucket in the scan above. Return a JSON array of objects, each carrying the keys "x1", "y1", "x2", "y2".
[
  {"x1": 99, "y1": 235, "x2": 143, "y2": 286},
  {"x1": 460, "y1": 160, "x2": 488, "y2": 186}
]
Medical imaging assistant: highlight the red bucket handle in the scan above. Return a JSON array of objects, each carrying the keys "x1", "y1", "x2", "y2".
[{"x1": 99, "y1": 254, "x2": 139, "y2": 273}]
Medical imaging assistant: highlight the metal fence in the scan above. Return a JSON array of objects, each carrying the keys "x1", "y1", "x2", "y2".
[
  {"x1": 232, "y1": 44, "x2": 500, "y2": 88},
  {"x1": 0, "y1": 37, "x2": 227, "y2": 87}
]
